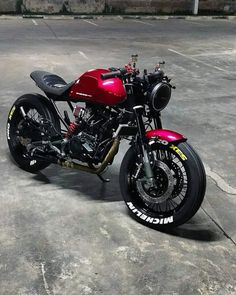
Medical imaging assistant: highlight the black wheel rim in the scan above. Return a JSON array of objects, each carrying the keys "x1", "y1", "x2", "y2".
[{"x1": 9, "y1": 103, "x2": 44, "y2": 158}]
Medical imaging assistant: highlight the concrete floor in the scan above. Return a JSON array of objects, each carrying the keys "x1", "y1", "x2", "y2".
[{"x1": 0, "y1": 17, "x2": 236, "y2": 295}]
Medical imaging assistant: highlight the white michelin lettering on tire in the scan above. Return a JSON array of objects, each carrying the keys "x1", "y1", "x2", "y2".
[
  {"x1": 140, "y1": 214, "x2": 148, "y2": 220},
  {"x1": 164, "y1": 216, "x2": 174, "y2": 224},
  {"x1": 153, "y1": 218, "x2": 160, "y2": 224},
  {"x1": 146, "y1": 216, "x2": 154, "y2": 223},
  {"x1": 30, "y1": 160, "x2": 37, "y2": 166},
  {"x1": 126, "y1": 202, "x2": 174, "y2": 224},
  {"x1": 136, "y1": 210, "x2": 142, "y2": 217},
  {"x1": 127, "y1": 202, "x2": 135, "y2": 210},
  {"x1": 7, "y1": 123, "x2": 10, "y2": 140}
]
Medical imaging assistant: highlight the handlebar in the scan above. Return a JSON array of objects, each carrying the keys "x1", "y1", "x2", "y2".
[
  {"x1": 101, "y1": 68, "x2": 127, "y2": 80},
  {"x1": 101, "y1": 71, "x2": 122, "y2": 80},
  {"x1": 101, "y1": 66, "x2": 171, "y2": 88}
]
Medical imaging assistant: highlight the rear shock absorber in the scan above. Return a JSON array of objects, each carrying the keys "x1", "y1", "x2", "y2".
[
  {"x1": 65, "y1": 106, "x2": 85, "y2": 138},
  {"x1": 59, "y1": 121, "x2": 79, "y2": 156},
  {"x1": 60, "y1": 121, "x2": 79, "y2": 156},
  {"x1": 61, "y1": 106, "x2": 85, "y2": 156},
  {"x1": 65, "y1": 121, "x2": 79, "y2": 139}
]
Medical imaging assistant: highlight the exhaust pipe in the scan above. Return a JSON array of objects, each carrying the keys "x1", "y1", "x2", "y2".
[{"x1": 58, "y1": 138, "x2": 120, "y2": 175}]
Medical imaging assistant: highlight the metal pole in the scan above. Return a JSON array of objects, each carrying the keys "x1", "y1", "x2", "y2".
[{"x1": 193, "y1": 0, "x2": 199, "y2": 15}]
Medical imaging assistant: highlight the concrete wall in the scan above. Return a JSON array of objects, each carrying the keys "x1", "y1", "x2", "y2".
[
  {"x1": 0, "y1": 0, "x2": 235, "y2": 14},
  {"x1": 105, "y1": 0, "x2": 193, "y2": 14},
  {"x1": 68, "y1": 0, "x2": 105, "y2": 13},
  {"x1": 21, "y1": 0, "x2": 105, "y2": 14},
  {"x1": 199, "y1": 0, "x2": 236, "y2": 13},
  {"x1": 22, "y1": 0, "x2": 62, "y2": 13},
  {"x1": 0, "y1": 0, "x2": 15, "y2": 12}
]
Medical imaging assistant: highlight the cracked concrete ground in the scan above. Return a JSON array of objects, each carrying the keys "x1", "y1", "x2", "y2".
[{"x1": 0, "y1": 18, "x2": 236, "y2": 295}]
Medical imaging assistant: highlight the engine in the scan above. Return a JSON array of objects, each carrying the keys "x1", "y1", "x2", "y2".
[
  {"x1": 69, "y1": 131, "x2": 97, "y2": 159},
  {"x1": 65, "y1": 104, "x2": 119, "y2": 164}
]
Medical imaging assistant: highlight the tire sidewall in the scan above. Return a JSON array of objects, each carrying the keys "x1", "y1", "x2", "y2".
[{"x1": 119, "y1": 142, "x2": 205, "y2": 229}]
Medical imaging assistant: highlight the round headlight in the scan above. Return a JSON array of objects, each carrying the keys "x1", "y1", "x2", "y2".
[{"x1": 150, "y1": 83, "x2": 171, "y2": 112}]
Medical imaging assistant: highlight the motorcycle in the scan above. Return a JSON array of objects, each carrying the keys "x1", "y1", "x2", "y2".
[{"x1": 6, "y1": 55, "x2": 206, "y2": 229}]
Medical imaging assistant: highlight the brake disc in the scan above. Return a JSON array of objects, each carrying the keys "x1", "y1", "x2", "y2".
[{"x1": 136, "y1": 160, "x2": 175, "y2": 204}]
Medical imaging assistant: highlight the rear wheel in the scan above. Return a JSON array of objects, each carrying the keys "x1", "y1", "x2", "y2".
[
  {"x1": 119, "y1": 142, "x2": 206, "y2": 229},
  {"x1": 6, "y1": 94, "x2": 60, "y2": 173}
]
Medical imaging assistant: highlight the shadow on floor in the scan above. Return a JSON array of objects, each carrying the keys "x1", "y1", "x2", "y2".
[
  {"x1": 164, "y1": 226, "x2": 223, "y2": 242},
  {"x1": 161, "y1": 218, "x2": 224, "y2": 242},
  {"x1": 31, "y1": 168, "x2": 226, "y2": 241},
  {"x1": 33, "y1": 164, "x2": 123, "y2": 202},
  {"x1": 6, "y1": 151, "x2": 223, "y2": 242}
]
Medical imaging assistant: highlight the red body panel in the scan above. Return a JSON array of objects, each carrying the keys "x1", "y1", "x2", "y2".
[
  {"x1": 69, "y1": 69, "x2": 126, "y2": 105},
  {"x1": 146, "y1": 129, "x2": 186, "y2": 142}
]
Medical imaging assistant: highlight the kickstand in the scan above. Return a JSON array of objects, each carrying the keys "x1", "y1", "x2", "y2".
[{"x1": 97, "y1": 174, "x2": 110, "y2": 183}]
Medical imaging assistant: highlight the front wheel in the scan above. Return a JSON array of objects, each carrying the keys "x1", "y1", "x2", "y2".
[{"x1": 119, "y1": 142, "x2": 206, "y2": 229}]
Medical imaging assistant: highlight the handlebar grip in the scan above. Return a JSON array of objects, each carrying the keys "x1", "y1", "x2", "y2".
[{"x1": 101, "y1": 70, "x2": 122, "y2": 80}]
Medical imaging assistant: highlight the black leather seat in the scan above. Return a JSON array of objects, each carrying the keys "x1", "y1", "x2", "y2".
[{"x1": 30, "y1": 71, "x2": 74, "y2": 100}]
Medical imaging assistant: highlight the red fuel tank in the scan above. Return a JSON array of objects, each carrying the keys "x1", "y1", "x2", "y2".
[{"x1": 69, "y1": 69, "x2": 126, "y2": 106}]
